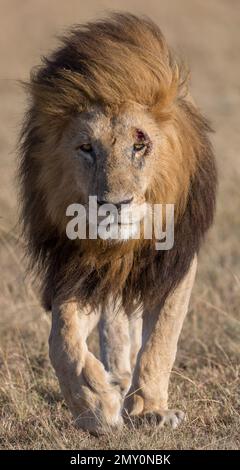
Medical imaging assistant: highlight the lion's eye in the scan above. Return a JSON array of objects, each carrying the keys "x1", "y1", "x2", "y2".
[
  {"x1": 133, "y1": 143, "x2": 146, "y2": 152},
  {"x1": 77, "y1": 143, "x2": 93, "y2": 153}
]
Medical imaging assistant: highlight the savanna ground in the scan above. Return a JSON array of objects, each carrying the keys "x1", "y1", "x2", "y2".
[{"x1": 0, "y1": 0, "x2": 239, "y2": 450}]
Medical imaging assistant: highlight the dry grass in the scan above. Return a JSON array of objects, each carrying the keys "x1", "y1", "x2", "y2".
[{"x1": 0, "y1": 0, "x2": 239, "y2": 450}]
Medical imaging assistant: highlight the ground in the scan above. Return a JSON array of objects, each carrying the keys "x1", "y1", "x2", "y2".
[{"x1": 0, "y1": 0, "x2": 239, "y2": 450}]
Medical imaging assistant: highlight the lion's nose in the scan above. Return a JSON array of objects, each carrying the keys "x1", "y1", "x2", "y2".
[{"x1": 97, "y1": 196, "x2": 133, "y2": 211}]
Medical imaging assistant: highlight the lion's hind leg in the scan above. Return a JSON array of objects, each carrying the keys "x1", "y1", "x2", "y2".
[
  {"x1": 99, "y1": 301, "x2": 143, "y2": 398},
  {"x1": 129, "y1": 313, "x2": 143, "y2": 370},
  {"x1": 99, "y1": 301, "x2": 132, "y2": 397}
]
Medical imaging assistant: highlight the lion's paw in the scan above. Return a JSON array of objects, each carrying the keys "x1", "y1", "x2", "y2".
[{"x1": 129, "y1": 409, "x2": 185, "y2": 429}]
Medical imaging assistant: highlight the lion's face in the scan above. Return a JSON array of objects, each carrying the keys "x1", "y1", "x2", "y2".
[
  {"x1": 41, "y1": 102, "x2": 188, "y2": 238},
  {"x1": 64, "y1": 103, "x2": 158, "y2": 236}
]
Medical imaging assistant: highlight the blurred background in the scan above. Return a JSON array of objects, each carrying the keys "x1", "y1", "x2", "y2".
[{"x1": 0, "y1": 0, "x2": 239, "y2": 450}]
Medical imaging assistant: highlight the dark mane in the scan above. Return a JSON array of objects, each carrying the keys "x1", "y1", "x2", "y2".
[{"x1": 18, "y1": 13, "x2": 217, "y2": 313}]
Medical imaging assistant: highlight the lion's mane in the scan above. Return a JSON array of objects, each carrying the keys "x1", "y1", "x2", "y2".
[{"x1": 19, "y1": 13, "x2": 217, "y2": 313}]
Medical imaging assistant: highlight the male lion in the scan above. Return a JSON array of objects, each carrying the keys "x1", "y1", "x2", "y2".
[{"x1": 19, "y1": 13, "x2": 216, "y2": 434}]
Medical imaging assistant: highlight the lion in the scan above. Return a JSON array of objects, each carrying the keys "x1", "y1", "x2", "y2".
[{"x1": 18, "y1": 13, "x2": 217, "y2": 434}]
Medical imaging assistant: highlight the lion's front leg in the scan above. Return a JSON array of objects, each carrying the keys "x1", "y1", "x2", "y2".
[
  {"x1": 49, "y1": 301, "x2": 123, "y2": 434},
  {"x1": 126, "y1": 256, "x2": 197, "y2": 428}
]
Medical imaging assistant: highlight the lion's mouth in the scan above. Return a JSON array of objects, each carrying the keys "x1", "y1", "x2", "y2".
[{"x1": 85, "y1": 201, "x2": 149, "y2": 241}]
